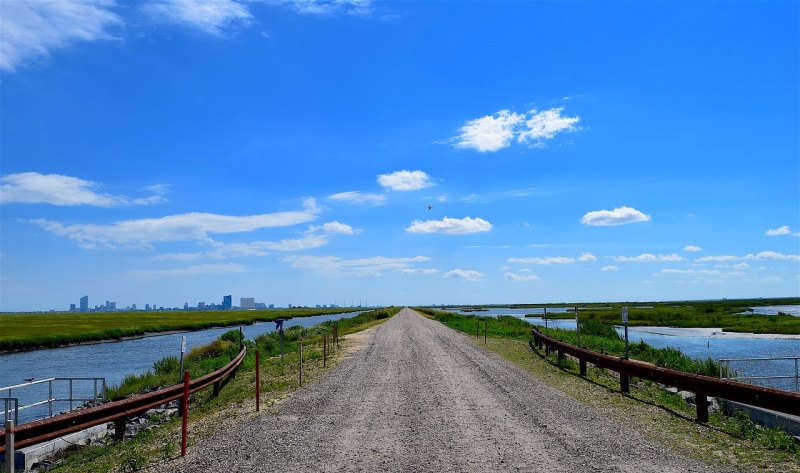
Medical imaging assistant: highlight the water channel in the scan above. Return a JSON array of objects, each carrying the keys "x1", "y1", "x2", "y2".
[
  {"x1": 445, "y1": 307, "x2": 800, "y2": 392},
  {"x1": 0, "y1": 310, "x2": 367, "y2": 424}
]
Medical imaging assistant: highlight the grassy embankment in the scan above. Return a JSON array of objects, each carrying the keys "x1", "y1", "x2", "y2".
[
  {"x1": 0, "y1": 307, "x2": 364, "y2": 352},
  {"x1": 452, "y1": 298, "x2": 800, "y2": 335},
  {"x1": 416, "y1": 307, "x2": 800, "y2": 471},
  {"x1": 41, "y1": 307, "x2": 401, "y2": 472}
]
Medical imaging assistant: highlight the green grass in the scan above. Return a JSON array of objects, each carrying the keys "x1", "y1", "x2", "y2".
[
  {"x1": 436, "y1": 297, "x2": 800, "y2": 334},
  {"x1": 0, "y1": 307, "x2": 365, "y2": 351}
]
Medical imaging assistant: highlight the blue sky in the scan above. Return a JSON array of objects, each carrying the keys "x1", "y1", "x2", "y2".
[{"x1": 1, "y1": 0, "x2": 798, "y2": 312}]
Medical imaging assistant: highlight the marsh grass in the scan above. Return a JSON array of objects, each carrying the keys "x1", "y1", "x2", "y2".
[{"x1": 0, "y1": 307, "x2": 365, "y2": 351}]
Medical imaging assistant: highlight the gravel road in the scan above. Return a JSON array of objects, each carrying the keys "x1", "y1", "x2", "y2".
[{"x1": 175, "y1": 308, "x2": 726, "y2": 472}]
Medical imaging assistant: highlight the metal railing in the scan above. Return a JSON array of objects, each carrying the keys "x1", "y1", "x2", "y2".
[
  {"x1": 0, "y1": 346, "x2": 245, "y2": 461},
  {"x1": 530, "y1": 327, "x2": 800, "y2": 422},
  {"x1": 719, "y1": 356, "x2": 800, "y2": 392},
  {"x1": 0, "y1": 377, "x2": 107, "y2": 425}
]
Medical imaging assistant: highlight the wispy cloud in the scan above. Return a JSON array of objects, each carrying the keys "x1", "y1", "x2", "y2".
[
  {"x1": 1, "y1": 172, "x2": 167, "y2": 207},
  {"x1": 508, "y1": 252, "x2": 596, "y2": 264},
  {"x1": 377, "y1": 170, "x2": 432, "y2": 191},
  {"x1": 144, "y1": 0, "x2": 253, "y2": 35},
  {"x1": 581, "y1": 206, "x2": 651, "y2": 226},
  {"x1": 273, "y1": 0, "x2": 371, "y2": 16},
  {"x1": 397, "y1": 268, "x2": 441, "y2": 275},
  {"x1": 683, "y1": 245, "x2": 702, "y2": 252},
  {"x1": 444, "y1": 269, "x2": 484, "y2": 281},
  {"x1": 406, "y1": 216, "x2": 492, "y2": 235},
  {"x1": 32, "y1": 198, "x2": 320, "y2": 249},
  {"x1": 503, "y1": 272, "x2": 540, "y2": 282},
  {"x1": 448, "y1": 107, "x2": 580, "y2": 152},
  {"x1": 612, "y1": 253, "x2": 683, "y2": 263},
  {"x1": 601, "y1": 265, "x2": 619, "y2": 272},
  {"x1": 129, "y1": 263, "x2": 247, "y2": 277},
  {"x1": 0, "y1": 0, "x2": 122, "y2": 73},
  {"x1": 327, "y1": 191, "x2": 386, "y2": 206},
  {"x1": 282, "y1": 254, "x2": 430, "y2": 277},
  {"x1": 765, "y1": 225, "x2": 800, "y2": 237},
  {"x1": 696, "y1": 251, "x2": 800, "y2": 262}
]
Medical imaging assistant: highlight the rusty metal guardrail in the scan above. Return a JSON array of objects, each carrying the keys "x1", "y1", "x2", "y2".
[
  {"x1": 0, "y1": 346, "x2": 246, "y2": 454},
  {"x1": 530, "y1": 327, "x2": 800, "y2": 422}
]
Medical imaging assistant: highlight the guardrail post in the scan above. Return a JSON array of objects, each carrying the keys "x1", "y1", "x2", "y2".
[
  {"x1": 579, "y1": 359, "x2": 587, "y2": 376},
  {"x1": 323, "y1": 334, "x2": 327, "y2": 368},
  {"x1": 4, "y1": 419, "x2": 14, "y2": 473},
  {"x1": 696, "y1": 393, "x2": 708, "y2": 422},
  {"x1": 181, "y1": 371, "x2": 189, "y2": 457},
  {"x1": 213, "y1": 380, "x2": 220, "y2": 397},
  {"x1": 557, "y1": 350, "x2": 564, "y2": 366},
  {"x1": 620, "y1": 372, "x2": 629, "y2": 393},
  {"x1": 114, "y1": 418, "x2": 126, "y2": 441},
  {"x1": 484, "y1": 321, "x2": 487, "y2": 344},
  {"x1": 476, "y1": 320, "x2": 479, "y2": 339},
  {"x1": 255, "y1": 350, "x2": 261, "y2": 412}
]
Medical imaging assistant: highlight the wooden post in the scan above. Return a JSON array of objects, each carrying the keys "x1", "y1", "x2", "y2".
[
  {"x1": 579, "y1": 359, "x2": 587, "y2": 376},
  {"x1": 696, "y1": 393, "x2": 709, "y2": 422},
  {"x1": 620, "y1": 372, "x2": 629, "y2": 393},
  {"x1": 323, "y1": 334, "x2": 327, "y2": 368},
  {"x1": 181, "y1": 370, "x2": 189, "y2": 457},
  {"x1": 557, "y1": 350, "x2": 564, "y2": 365},
  {"x1": 476, "y1": 320, "x2": 479, "y2": 339},
  {"x1": 114, "y1": 418, "x2": 126, "y2": 441},
  {"x1": 4, "y1": 419, "x2": 14, "y2": 473},
  {"x1": 255, "y1": 350, "x2": 260, "y2": 412}
]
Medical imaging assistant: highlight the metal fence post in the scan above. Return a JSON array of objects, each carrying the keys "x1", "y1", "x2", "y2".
[
  {"x1": 4, "y1": 419, "x2": 14, "y2": 473},
  {"x1": 323, "y1": 334, "x2": 327, "y2": 368},
  {"x1": 795, "y1": 358, "x2": 799, "y2": 392},
  {"x1": 181, "y1": 370, "x2": 189, "y2": 457},
  {"x1": 48, "y1": 380, "x2": 53, "y2": 418},
  {"x1": 255, "y1": 350, "x2": 260, "y2": 412},
  {"x1": 484, "y1": 321, "x2": 487, "y2": 344},
  {"x1": 114, "y1": 418, "x2": 126, "y2": 441}
]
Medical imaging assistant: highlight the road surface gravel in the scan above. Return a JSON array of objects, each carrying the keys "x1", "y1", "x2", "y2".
[{"x1": 175, "y1": 308, "x2": 727, "y2": 472}]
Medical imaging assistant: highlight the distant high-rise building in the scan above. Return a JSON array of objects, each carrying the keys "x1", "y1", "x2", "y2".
[
  {"x1": 268, "y1": 304, "x2": 274, "y2": 309},
  {"x1": 222, "y1": 295, "x2": 232, "y2": 310},
  {"x1": 80, "y1": 296, "x2": 89, "y2": 312},
  {"x1": 131, "y1": 303, "x2": 137, "y2": 311},
  {"x1": 108, "y1": 302, "x2": 116, "y2": 311},
  {"x1": 184, "y1": 302, "x2": 189, "y2": 310},
  {"x1": 240, "y1": 297, "x2": 255, "y2": 309},
  {"x1": 69, "y1": 303, "x2": 76, "y2": 312},
  {"x1": 254, "y1": 302, "x2": 267, "y2": 309},
  {"x1": 198, "y1": 302, "x2": 206, "y2": 310},
  {"x1": 145, "y1": 304, "x2": 150, "y2": 311}
]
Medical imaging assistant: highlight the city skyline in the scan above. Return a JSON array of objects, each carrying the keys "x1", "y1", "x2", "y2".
[{"x1": 1, "y1": 1, "x2": 798, "y2": 312}]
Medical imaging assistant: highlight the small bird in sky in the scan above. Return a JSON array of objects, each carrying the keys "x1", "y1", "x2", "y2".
[{"x1": 427, "y1": 204, "x2": 433, "y2": 210}]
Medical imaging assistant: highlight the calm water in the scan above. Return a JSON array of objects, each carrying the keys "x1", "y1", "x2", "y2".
[
  {"x1": 0, "y1": 310, "x2": 367, "y2": 424},
  {"x1": 445, "y1": 307, "x2": 800, "y2": 391}
]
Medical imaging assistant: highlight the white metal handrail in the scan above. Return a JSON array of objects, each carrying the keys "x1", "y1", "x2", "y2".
[
  {"x1": 719, "y1": 356, "x2": 800, "y2": 392},
  {"x1": 0, "y1": 377, "x2": 107, "y2": 424}
]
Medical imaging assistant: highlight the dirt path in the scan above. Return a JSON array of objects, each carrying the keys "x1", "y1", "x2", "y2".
[{"x1": 174, "y1": 308, "x2": 727, "y2": 472}]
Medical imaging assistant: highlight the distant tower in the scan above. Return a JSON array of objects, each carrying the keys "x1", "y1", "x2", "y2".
[
  {"x1": 240, "y1": 297, "x2": 255, "y2": 310},
  {"x1": 69, "y1": 303, "x2": 76, "y2": 312},
  {"x1": 79, "y1": 295, "x2": 89, "y2": 312},
  {"x1": 222, "y1": 295, "x2": 232, "y2": 310}
]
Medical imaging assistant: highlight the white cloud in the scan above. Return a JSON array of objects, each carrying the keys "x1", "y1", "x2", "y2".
[
  {"x1": 503, "y1": 272, "x2": 540, "y2": 282},
  {"x1": 714, "y1": 263, "x2": 750, "y2": 270},
  {"x1": 397, "y1": 268, "x2": 441, "y2": 275},
  {"x1": 406, "y1": 216, "x2": 492, "y2": 235},
  {"x1": 696, "y1": 251, "x2": 800, "y2": 262},
  {"x1": 601, "y1": 265, "x2": 619, "y2": 272},
  {"x1": 581, "y1": 206, "x2": 651, "y2": 226},
  {"x1": 444, "y1": 269, "x2": 484, "y2": 281},
  {"x1": 508, "y1": 256, "x2": 575, "y2": 265},
  {"x1": 517, "y1": 108, "x2": 581, "y2": 145},
  {"x1": 612, "y1": 253, "x2": 683, "y2": 263},
  {"x1": 0, "y1": 0, "x2": 122, "y2": 73},
  {"x1": 327, "y1": 191, "x2": 386, "y2": 206},
  {"x1": 32, "y1": 198, "x2": 320, "y2": 249},
  {"x1": 377, "y1": 170, "x2": 432, "y2": 191},
  {"x1": 1, "y1": 172, "x2": 167, "y2": 207},
  {"x1": 684, "y1": 245, "x2": 702, "y2": 252},
  {"x1": 765, "y1": 225, "x2": 800, "y2": 237},
  {"x1": 449, "y1": 107, "x2": 580, "y2": 152},
  {"x1": 661, "y1": 269, "x2": 720, "y2": 276},
  {"x1": 144, "y1": 0, "x2": 253, "y2": 35},
  {"x1": 283, "y1": 254, "x2": 430, "y2": 277},
  {"x1": 313, "y1": 221, "x2": 357, "y2": 235},
  {"x1": 761, "y1": 276, "x2": 782, "y2": 283},
  {"x1": 129, "y1": 263, "x2": 247, "y2": 277},
  {"x1": 578, "y1": 252, "x2": 597, "y2": 262},
  {"x1": 276, "y1": 0, "x2": 371, "y2": 16}
]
